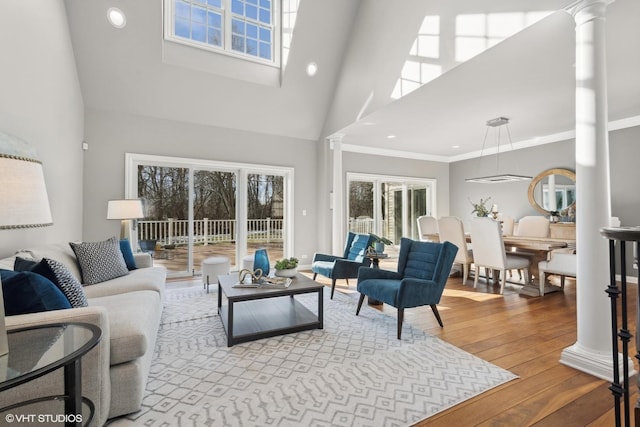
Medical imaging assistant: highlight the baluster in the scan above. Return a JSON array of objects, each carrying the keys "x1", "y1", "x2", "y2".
[{"x1": 600, "y1": 226, "x2": 640, "y2": 427}]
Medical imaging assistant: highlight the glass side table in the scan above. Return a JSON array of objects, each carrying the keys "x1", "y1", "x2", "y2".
[{"x1": 0, "y1": 322, "x2": 102, "y2": 427}]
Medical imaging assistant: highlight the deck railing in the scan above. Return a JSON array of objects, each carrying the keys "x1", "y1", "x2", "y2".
[
  {"x1": 349, "y1": 218, "x2": 375, "y2": 234},
  {"x1": 138, "y1": 218, "x2": 283, "y2": 246}
]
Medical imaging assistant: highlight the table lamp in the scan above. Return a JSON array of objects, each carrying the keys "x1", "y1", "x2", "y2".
[
  {"x1": 0, "y1": 131, "x2": 54, "y2": 356},
  {"x1": 107, "y1": 199, "x2": 144, "y2": 240}
]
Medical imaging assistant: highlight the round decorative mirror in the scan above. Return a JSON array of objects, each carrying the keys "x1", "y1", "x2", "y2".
[{"x1": 528, "y1": 168, "x2": 576, "y2": 215}]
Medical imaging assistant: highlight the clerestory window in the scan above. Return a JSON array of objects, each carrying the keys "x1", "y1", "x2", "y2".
[{"x1": 165, "y1": 0, "x2": 278, "y2": 64}]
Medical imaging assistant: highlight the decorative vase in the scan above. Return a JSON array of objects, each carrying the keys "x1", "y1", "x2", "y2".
[
  {"x1": 253, "y1": 248, "x2": 270, "y2": 276},
  {"x1": 274, "y1": 268, "x2": 297, "y2": 278}
]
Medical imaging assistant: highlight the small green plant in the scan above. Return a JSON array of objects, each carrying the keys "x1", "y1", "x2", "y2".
[
  {"x1": 274, "y1": 257, "x2": 299, "y2": 270},
  {"x1": 469, "y1": 197, "x2": 491, "y2": 217},
  {"x1": 369, "y1": 233, "x2": 392, "y2": 246}
]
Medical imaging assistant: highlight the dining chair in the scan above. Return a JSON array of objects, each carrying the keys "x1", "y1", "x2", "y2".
[
  {"x1": 512, "y1": 215, "x2": 550, "y2": 280},
  {"x1": 437, "y1": 216, "x2": 473, "y2": 284},
  {"x1": 515, "y1": 216, "x2": 550, "y2": 237},
  {"x1": 538, "y1": 252, "x2": 576, "y2": 295},
  {"x1": 469, "y1": 217, "x2": 530, "y2": 294},
  {"x1": 501, "y1": 215, "x2": 515, "y2": 236},
  {"x1": 417, "y1": 215, "x2": 438, "y2": 241}
]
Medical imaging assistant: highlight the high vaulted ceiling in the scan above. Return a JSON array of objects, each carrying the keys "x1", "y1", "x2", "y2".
[{"x1": 64, "y1": 0, "x2": 640, "y2": 161}]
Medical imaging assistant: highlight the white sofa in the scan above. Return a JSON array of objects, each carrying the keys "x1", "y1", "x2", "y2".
[{"x1": 0, "y1": 243, "x2": 166, "y2": 426}]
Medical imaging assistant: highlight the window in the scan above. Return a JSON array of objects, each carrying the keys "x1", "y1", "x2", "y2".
[{"x1": 165, "y1": 0, "x2": 278, "y2": 64}]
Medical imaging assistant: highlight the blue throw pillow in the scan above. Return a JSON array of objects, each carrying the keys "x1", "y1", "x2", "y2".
[
  {"x1": 0, "y1": 269, "x2": 72, "y2": 316},
  {"x1": 14, "y1": 257, "x2": 88, "y2": 308},
  {"x1": 119, "y1": 239, "x2": 137, "y2": 270}
]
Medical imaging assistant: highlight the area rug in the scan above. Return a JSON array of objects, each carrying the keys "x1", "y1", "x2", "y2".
[{"x1": 109, "y1": 286, "x2": 517, "y2": 426}]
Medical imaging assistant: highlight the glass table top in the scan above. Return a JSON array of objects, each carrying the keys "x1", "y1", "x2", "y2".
[{"x1": 0, "y1": 323, "x2": 101, "y2": 391}]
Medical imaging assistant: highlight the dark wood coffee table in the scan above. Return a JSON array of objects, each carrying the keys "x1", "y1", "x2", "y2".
[{"x1": 217, "y1": 272, "x2": 324, "y2": 347}]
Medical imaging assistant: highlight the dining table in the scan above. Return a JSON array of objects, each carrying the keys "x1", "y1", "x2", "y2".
[{"x1": 427, "y1": 233, "x2": 576, "y2": 296}]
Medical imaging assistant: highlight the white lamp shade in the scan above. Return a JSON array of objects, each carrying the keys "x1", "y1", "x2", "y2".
[
  {"x1": 0, "y1": 133, "x2": 53, "y2": 229},
  {"x1": 107, "y1": 199, "x2": 144, "y2": 220}
]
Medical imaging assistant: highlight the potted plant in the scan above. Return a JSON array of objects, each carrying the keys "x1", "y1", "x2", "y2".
[
  {"x1": 469, "y1": 197, "x2": 491, "y2": 217},
  {"x1": 274, "y1": 257, "x2": 299, "y2": 277},
  {"x1": 369, "y1": 233, "x2": 392, "y2": 253}
]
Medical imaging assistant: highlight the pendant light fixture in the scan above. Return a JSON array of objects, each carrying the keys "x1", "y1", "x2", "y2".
[{"x1": 465, "y1": 117, "x2": 532, "y2": 183}]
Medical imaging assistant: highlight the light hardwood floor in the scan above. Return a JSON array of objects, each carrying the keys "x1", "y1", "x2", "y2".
[{"x1": 168, "y1": 271, "x2": 638, "y2": 426}]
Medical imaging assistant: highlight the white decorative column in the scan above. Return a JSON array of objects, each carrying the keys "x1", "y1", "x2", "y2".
[
  {"x1": 560, "y1": 0, "x2": 634, "y2": 381},
  {"x1": 330, "y1": 135, "x2": 345, "y2": 255}
]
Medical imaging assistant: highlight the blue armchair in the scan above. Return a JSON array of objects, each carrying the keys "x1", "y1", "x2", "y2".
[
  {"x1": 356, "y1": 238, "x2": 458, "y2": 339},
  {"x1": 312, "y1": 232, "x2": 375, "y2": 299}
]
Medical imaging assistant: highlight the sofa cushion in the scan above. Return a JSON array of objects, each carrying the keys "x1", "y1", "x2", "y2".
[
  {"x1": 82, "y1": 266, "x2": 166, "y2": 299},
  {"x1": 1, "y1": 269, "x2": 72, "y2": 315},
  {"x1": 119, "y1": 239, "x2": 137, "y2": 270},
  {"x1": 70, "y1": 237, "x2": 129, "y2": 285},
  {"x1": 14, "y1": 257, "x2": 88, "y2": 308},
  {"x1": 89, "y1": 290, "x2": 161, "y2": 365}
]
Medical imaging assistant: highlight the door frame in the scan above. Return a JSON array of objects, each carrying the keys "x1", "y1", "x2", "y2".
[
  {"x1": 346, "y1": 172, "x2": 437, "y2": 241},
  {"x1": 125, "y1": 153, "x2": 294, "y2": 276}
]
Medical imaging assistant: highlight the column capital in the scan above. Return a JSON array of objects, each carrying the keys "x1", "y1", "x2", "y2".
[
  {"x1": 565, "y1": 0, "x2": 614, "y2": 26},
  {"x1": 327, "y1": 133, "x2": 344, "y2": 149}
]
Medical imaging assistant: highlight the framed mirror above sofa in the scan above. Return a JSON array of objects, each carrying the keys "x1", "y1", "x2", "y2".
[{"x1": 528, "y1": 168, "x2": 576, "y2": 216}]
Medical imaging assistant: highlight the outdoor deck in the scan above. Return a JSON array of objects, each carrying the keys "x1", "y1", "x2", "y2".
[{"x1": 154, "y1": 242, "x2": 400, "y2": 276}]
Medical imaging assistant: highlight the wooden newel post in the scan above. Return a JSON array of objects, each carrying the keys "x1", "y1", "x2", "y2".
[{"x1": 600, "y1": 226, "x2": 640, "y2": 427}]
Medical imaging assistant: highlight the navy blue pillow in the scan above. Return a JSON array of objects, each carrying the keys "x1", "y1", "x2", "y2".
[
  {"x1": 14, "y1": 257, "x2": 88, "y2": 308},
  {"x1": 0, "y1": 269, "x2": 72, "y2": 316},
  {"x1": 119, "y1": 239, "x2": 137, "y2": 270}
]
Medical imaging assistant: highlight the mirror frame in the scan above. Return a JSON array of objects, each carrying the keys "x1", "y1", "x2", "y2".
[{"x1": 527, "y1": 168, "x2": 576, "y2": 215}]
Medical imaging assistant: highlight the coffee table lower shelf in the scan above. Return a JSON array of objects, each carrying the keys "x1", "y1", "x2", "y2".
[{"x1": 219, "y1": 296, "x2": 322, "y2": 346}]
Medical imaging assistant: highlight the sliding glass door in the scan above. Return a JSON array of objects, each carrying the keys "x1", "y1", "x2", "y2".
[
  {"x1": 347, "y1": 173, "x2": 436, "y2": 244},
  {"x1": 127, "y1": 154, "x2": 292, "y2": 277}
]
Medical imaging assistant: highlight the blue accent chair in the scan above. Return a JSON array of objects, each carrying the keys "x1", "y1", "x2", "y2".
[
  {"x1": 356, "y1": 238, "x2": 458, "y2": 339},
  {"x1": 312, "y1": 232, "x2": 375, "y2": 299}
]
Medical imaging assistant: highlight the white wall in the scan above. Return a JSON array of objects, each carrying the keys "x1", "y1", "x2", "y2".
[
  {"x1": 82, "y1": 108, "x2": 318, "y2": 264},
  {"x1": 450, "y1": 139, "x2": 575, "y2": 224},
  {"x1": 0, "y1": 0, "x2": 85, "y2": 258}
]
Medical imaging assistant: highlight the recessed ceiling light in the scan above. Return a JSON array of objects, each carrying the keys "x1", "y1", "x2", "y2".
[
  {"x1": 306, "y1": 62, "x2": 318, "y2": 77},
  {"x1": 107, "y1": 7, "x2": 126, "y2": 29},
  {"x1": 452, "y1": 145, "x2": 460, "y2": 149},
  {"x1": 386, "y1": 135, "x2": 396, "y2": 139}
]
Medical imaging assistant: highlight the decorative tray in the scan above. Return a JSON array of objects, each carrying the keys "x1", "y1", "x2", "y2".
[{"x1": 232, "y1": 276, "x2": 293, "y2": 289}]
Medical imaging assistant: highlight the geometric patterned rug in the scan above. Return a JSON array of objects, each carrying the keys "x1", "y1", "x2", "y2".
[{"x1": 108, "y1": 286, "x2": 518, "y2": 426}]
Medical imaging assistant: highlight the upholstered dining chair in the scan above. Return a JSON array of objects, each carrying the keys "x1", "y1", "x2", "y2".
[
  {"x1": 469, "y1": 217, "x2": 530, "y2": 294},
  {"x1": 515, "y1": 216, "x2": 550, "y2": 237},
  {"x1": 312, "y1": 232, "x2": 375, "y2": 299},
  {"x1": 538, "y1": 252, "x2": 576, "y2": 296},
  {"x1": 355, "y1": 238, "x2": 457, "y2": 339},
  {"x1": 437, "y1": 216, "x2": 473, "y2": 284},
  {"x1": 511, "y1": 215, "x2": 550, "y2": 279},
  {"x1": 501, "y1": 215, "x2": 515, "y2": 236},
  {"x1": 417, "y1": 215, "x2": 438, "y2": 241}
]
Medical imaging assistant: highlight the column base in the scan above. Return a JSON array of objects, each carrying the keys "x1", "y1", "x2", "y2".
[{"x1": 560, "y1": 343, "x2": 636, "y2": 382}]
